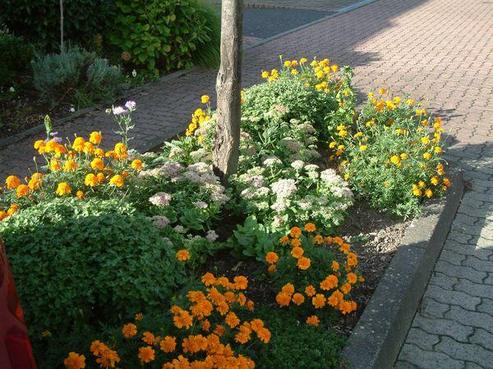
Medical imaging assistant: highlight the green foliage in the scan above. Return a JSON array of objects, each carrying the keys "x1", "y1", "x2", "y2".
[
  {"x1": 230, "y1": 216, "x2": 282, "y2": 261},
  {"x1": 0, "y1": 30, "x2": 33, "y2": 87},
  {"x1": 0, "y1": 198, "x2": 184, "y2": 340},
  {"x1": 252, "y1": 307, "x2": 345, "y2": 369},
  {"x1": 32, "y1": 47, "x2": 122, "y2": 107},
  {"x1": 0, "y1": 0, "x2": 114, "y2": 51},
  {"x1": 109, "y1": 0, "x2": 221, "y2": 75},
  {"x1": 331, "y1": 93, "x2": 449, "y2": 217}
]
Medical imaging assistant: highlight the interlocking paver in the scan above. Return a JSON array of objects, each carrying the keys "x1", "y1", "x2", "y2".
[{"x1": 0, "y1": 0, "x2": 491, "y2": 367}]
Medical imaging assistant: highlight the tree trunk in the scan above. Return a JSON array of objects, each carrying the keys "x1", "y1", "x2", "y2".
[
  {"x1": 213, "y1": 0, "x2": 243, "y2": 180},
  {"x1": 60, "y1": 0, "x2": 64, "y2": 53}
]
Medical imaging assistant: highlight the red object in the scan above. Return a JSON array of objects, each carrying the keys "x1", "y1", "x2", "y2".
[{"x1": 0, "y1": 240, "x2": 37, "y2": 369}]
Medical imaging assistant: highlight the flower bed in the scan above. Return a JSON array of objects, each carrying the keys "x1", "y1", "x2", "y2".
[{"x1": 0, "y1": 57, "x2": 450, "y2": 369}]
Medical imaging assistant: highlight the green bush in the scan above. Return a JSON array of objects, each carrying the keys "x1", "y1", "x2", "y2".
[
  {"x1": 0, "y1": 30, "x2": 33, "y2": 87},
  {"x1": 32, "y1": 47, "x2": 122, "y2": 106},
  {"x1": 0, "y1": 0, "x2": 114, "y2": 51},
  {"x1": 0, "y1": 198, "x2": 184, "y2": 340},
  {"x1": 108, "y1": 0, "x2": 220, "y2": 75},
  {"x1": 330, "y1": 91, "x2": 450, "y2": 217}
]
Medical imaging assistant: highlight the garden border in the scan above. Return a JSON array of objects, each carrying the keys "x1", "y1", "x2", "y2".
[
  {"x1": 341, "y1": 170, "x2": 464, "y2": 369},
  {"x1": 0, "y1": 0, "x2": 379, "y2": 149}
]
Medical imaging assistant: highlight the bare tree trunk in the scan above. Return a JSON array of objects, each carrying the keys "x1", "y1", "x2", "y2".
[
  {"x1": 213, "y1": 0, "x2": 243, "y2": 180},
  {"x1": 60, "y1": 0, "x2": 64, "y2": 52}
]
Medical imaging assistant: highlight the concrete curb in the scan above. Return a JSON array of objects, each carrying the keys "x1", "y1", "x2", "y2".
[
  {"x1": 341, "y1": 170, "x2": 464, "y2": 369},
  {"x1": 0, "y1": 0, "x2": 378, "y2": 150}
]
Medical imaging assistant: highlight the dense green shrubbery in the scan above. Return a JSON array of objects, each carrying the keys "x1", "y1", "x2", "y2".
[
  {"x1": 0, "y1": 198, "x2": 184, "y2": 339},
  {"x1": 32, "y1": 47, "x2": 122, "y2": 107},
  {"x1": 0, "y1": 30, "x2": 33, "y2": 87},
  {"x1": 0, "y1": 0, "x2": 114, "y2": 51},
  {"x1": 108, "y1": 0, "x2": 220, "y2": 75}
]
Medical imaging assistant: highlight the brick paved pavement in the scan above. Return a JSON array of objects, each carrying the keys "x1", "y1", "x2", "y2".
[{"x1": 0, "y1": 0, "x2": 492, "y2": 366}]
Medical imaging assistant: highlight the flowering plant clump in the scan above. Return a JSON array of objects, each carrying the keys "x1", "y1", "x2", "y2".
[
  {"x1": 266, "y1": 223, "x2": 363, "y2": 325},
  {"x1": 64, "y1": 273, "x2": 270, "y2": 369},
  {"x1": 329, "y1": 89, "x2": 450, "y2": 217}
]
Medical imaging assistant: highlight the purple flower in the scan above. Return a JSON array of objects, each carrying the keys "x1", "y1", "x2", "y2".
[{"x1": 125, "y1": 100, "x2": 136, "y2": 111}]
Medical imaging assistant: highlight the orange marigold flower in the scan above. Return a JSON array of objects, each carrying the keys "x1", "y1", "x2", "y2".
[
  {"x1": 63, "y1": 159, "x2": 78, "y2": 172},
  {"x1": 214, "y1": 324, "x2": 225, "y2": 336},
  {"x1": 347, "y1": 272, "x2": 358, "y2": 285},
  {"x1": 135, "y1": 313, "x2": 143, "y2": 321},
  {"x1": 279, "y1": 235, "x2": 290, "y2": 245},
  {"x1": 340, "y1": 243, "x2": 351, "y2": 253},
  {"x1": 90, "y1": 158, "x2": 105, "y2": 171},
  {"x1": 347, "y1": 252, "x2": 358, "y2": 267},
  {"x1": 328, "y1": 290, "x2": 344, "y2": 307},
  {"x1": 297, "y1": 256, "x2": 311, "y2": 270},
  {"x1": 246, "y1": 299, "x2": 255, "y2": 311},
  {"x1": 225, "y1": 312, "x2": 240, "y2": 328},
  {"x1": 7, "y1": 203, "x2": 19, "y2": 216},
  {"x1": 320, "y1": 275, "x2": 338, "y2": 291},
  {"x1": 304, "y1": 223, "x2": 316, "y2": 232},
  {"x1": 16, "y1": 184, "x2": 29, "y2": 198},
  {"x1": 281, "y1": 283, "x2": 295, "y2": 295},
  {"x1": 250, "y1": 319, "x2": 264, "y2": 332},
  {"x1": 72, "y1": 137, "x2": 85, "y2": 152},
  {"x1": 233, "y1": 276, "x2": 248, "y2": 290},
  {"x1": 142, "y1": 331, "x2": 155, "y2": 345},
  {"x1": 265, "y1": 251, "x2": 279, "y2": 265},
  {"x1": 305, "y1": 285, "x2": 316, "y2": 297},
  {"x1": 138, "y1": 346, "x2": 155, "y2": 363},
  {"x1": 89, "y1": 131, "x2": 102, "y2": 145},
  {"x1": 341, "y1": 283, "x2": 352, "y2": 295},
  {"x1": 5, "y1": 175, "x2": 21, "y2": 190},
  {"x1": 313, "y1": 235, "x2": 324, "y2": 245},
  {"x1": 290, "y1": 226, "x2": 302, "y2": 238},
  {"x1": 331, "y1": 260, "x2": 340, "y2": 272},
  {"x1": 176, "y1": 249, "x2": 190, "y2": 262},
  {"x1": 292, "y1": 292, "x2": 305, "y2": 305},
  {"x1": 201, "y1": 320, "x2": 211, "y2": 332},
  {"x1": 201, "y1": 272, "x2": 216, "y2": 286},
  {"x1": 306, "y1": 315, "x2": 320, "y2": 327},
  {"x1": 276, "y1": 292, "x2": 291, "y2": 307},
  {"x1": 131, "y1": 159, "x2": 143, "y2": 171},
  {"x1": 290, "y1": 238, "x2": 302, "y2": 248},
  {"x1": 122, "y1": 323, "x2": 137, "y2": 338},
  {"x1": 0, "y1": 211, "x2": 8, "y2": 221},
  {"x1": 256, "y1": 327, "x2": 271, "y2": 343},
  {"x1": 172, "y1": 309, "x2": 193, "y2": 329},
  {"x1": 84, "y1": 173, "x2": 98, "y2": 187},
  {"x1": 109, "y1": 174, "x2": 124, "y2": 188},
  {"x1": 235, "y1": 323, "x2": 252, "y2": 344},
  {"x1": 312, "y1": 294, "x2": 326, "y2": 309},
  {"x1": 291, "y1": 246, "x2": 304, "y2": 259},
  {"x1": 64, "y1": 352, "x2": 86, "y2": 369},
  {"x1": 339, "y1": 300, "x2": 357, "y2": 315},
  {"x1": 56, "y1": 182, "x2": 72, "y2": 196}
]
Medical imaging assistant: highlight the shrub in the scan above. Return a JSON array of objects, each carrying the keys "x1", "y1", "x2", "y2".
[
  {"x1": 0, "y1": 30, "x2": 33, "y2": 87},
  {"x1": 32, "y1": 47, "x2": 122, "y2": 107},
  {"x1": 330, "y1": 90, "x2": 450, "y2": 217},
  {"x1": 109, "y1": 0, "x2": 221, "y2": 75},
  {"x1": 0, "y1": 198, "x2": 184, "y2": 340},
  {"x1": 0, "y1": 0, "x2": 114, "y2": 51}
]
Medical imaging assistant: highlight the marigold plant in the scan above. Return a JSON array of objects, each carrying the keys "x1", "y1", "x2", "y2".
[
  {"x1": 329, "y1": 89, "x2": 450, "y2": 217},
  {"x1": 266, "y1": 223, "x2": 363, "y2": 324},
  {"x1": 64, "y1": 273, "x2": 270, "y2": 369}
]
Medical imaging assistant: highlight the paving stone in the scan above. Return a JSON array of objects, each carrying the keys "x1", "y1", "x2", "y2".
[
  {"x1": 420, "y1": 297, "x2": 451, "y2": 319},
  {"x1": 477, "y1": 298, "x2": 493, "y2": 316},
  {"x1": 445, "y1": 241, "x2": 493, "y2": 261},
  {"x1": 404, "y1": 327, "x2": 441, "y2": 351},
  {"x1": 439, "y1": 250, "x2": 467, "y2": 266},
  {"x1": 435, "y1": 336, "x2": 493, "y2": 368},
  {"x1": 393, "y1": 361, "x2": 418, "y2": 369},
  {"x1": 424, "y1": 285, "x2": 482, "y2": 311},
  {"x1": 455, "y1": 279, "x2": 493, "y2": 300},
  {"x1": 412, "y1": 315, "x2": 474, "y2": 343},
  {"x1": 432, "y1": 261, "x2": 486, "y2": 285},
  {"x1": 463, "y1": 256, "x2": 493, "y2": 273},
  {"x1": 465, "y1": 362, "x2": 486, "y2": 369},
  {"x1": 445, "y1": 306, "x2": 493, "y2": 334},
  {"x1": 429, "y1": 272, "x2": 458, "y2": 290},
  {"x1": 469, "y1": 328, "x2": 493, "y2": 351},
  {"x1": 398, "y1": 343, "x2": 465, "y2": 369}
]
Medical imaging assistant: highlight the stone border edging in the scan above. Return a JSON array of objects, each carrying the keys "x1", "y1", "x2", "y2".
[
  {"x1": 0, "y1": 0, "x2": 378, "y2": 150},
  {"x1": 341, "y1": 170, "x2": 465, "y2": 369}
]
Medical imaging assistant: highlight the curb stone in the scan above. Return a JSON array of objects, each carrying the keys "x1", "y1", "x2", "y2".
[
  {"x1": 0, "y1": 0, "x2": 378, "y2": 150},
  {"x1": 341, "y1": 170, "x2": 464, "y2": 369}
]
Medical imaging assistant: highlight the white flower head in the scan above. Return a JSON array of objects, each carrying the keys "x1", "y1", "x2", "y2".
[
  {"x1": 151, "y1": 215, "x2": 170, "y2": 229},
  {"x1": 206, "y1": 230, "x2": 219, "y2": 242},
  {"x1": 131, "y1": 69, "x2": 137, "y2": 77},
  {"x1": 290, "y1": 160, "x2": 305, "y2": 171},
  {"x1": 149, "y1": 192, "x2": 172, "y2": 206},
  {"x1": 125, "y1": 100, "x2": 136, "y2": 111},
  {"x1": 271, "y1": 178, "x2": 297, "y2": 198},
  {"x1": 263, "y1": 156, "x2": 282, "y2": 167},
  {"x1": 112, "y1": 106, "x2": 128, "y2": 115},
  {"x1": 193, "y1": 201, "x2": 208, "y2": 209}
]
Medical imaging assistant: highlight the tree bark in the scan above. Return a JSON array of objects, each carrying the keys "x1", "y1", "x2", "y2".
[{"x1": 213, "y1": 0, "x2": 243, "y2": 180}]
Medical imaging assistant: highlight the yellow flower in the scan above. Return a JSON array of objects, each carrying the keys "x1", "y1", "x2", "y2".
[
  {"x1": 114, "y1": 143, "x2": 127, "y2": 159},
  {"x1": 330, "y1": 64, "x2": 339, "y2": 73},
  {"x1": 261, "y1": 70, "x2": 269, "y2": 79},
  {"x1": 5, "y1": 175, "x2": 21, "y2": 190},
  {"x1": 131, "y1": 159, "x2": 143, "y2": 171},
  {"x1": 291, "y1": 69, "x2": 299, "y2": 75},
  {"x1": 434, "y1": 146, "x2": 443, "y2": 154},
  {"x1": 56, "y1": 182, "x2": 72, "y2": 196},
  {"x1": 84, "y1": 173, "x2": 98, "y2": 187},
  {"x1": 16, "y1": 184, "x2": 29, "y2": 198},
  {"x1": 400, "y1": 153, "x2": 408, "y2": 160},
  {"x1": 300, "y1": 57, "x2": 308, "y2": 64},
  {"x1": 423, "y1": 152, "x2": 432, "y2": 160},
  {"x1": 390, "y1": 155, "x2": 401, "y2": 166},
  {"x1": 359, "y1": 145, "x2": 368, "y2": 151},
  {"x1": 424, "y1": 188, "x2": 433, "y2": 198},
  {"x1": 283, "y1": 60, "x2": 292, "y2": 68},
  {"x1": 72, "y1": 137, "x2": 85, "y2": 152},
  {"x1": 7, "y1": 203, "x2": 19, "y2": 216},
  {"x1": 109, "y1": 175, "x2": 124, "y2": 188},
  {"x1": 378, "y1": 87, "x2": 387, "y2": 95},
  {"x1": 76, "y1": 190, "x2": 85, "y2": 199},
  {"x1": 421, "y1": 137, "x2": 430, "y2": 145},
  {"x1": 49, "y1": 158, "x2": 61, "y2": 172},
  {"x1": 90, "y1": 158, "x2": 105, "y2": 171},
  {"x1": 176, "y1": 249, "x2": 190, "y2": 261},
  {"x1": 63, "y1": 159, "x2": 78, "y2": 172},
  {"x1": 201, "y1": 95, "x2": 210, "y2": 104},
  {"x1": 89, "y1": 131, "x2": 102, "y2": 145}
]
